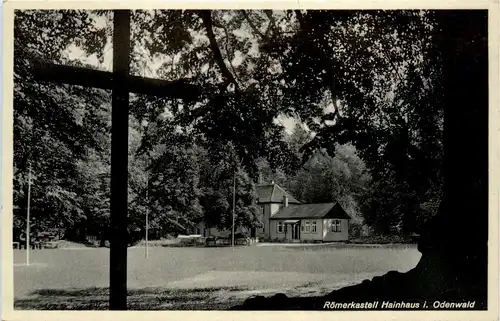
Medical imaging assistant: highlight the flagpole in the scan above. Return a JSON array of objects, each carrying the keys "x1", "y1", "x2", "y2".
[
  {"x1": 144, "y1": 116, "x2": 149, "y2": 259},
  {"x1": 145, "y1": 158, "x2": 149, "y2": 259},
  {"x1": 232, "y1": 170, "x2": 236, "y2": 248},
  {"x1": 26, "y1": 165, "x2": 32, "y2": 266}
]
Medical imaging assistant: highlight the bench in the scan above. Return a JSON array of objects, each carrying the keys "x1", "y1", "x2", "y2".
[
  {"x1": 14, "y1": 242, "x2": 41, "y2": 249},
  {"x1": 44, "y1": 241, "x2": 59, "y2": 249}
]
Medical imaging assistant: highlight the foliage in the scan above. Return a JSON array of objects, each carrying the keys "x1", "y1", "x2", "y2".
[
  {"x1": 13, "y1": 9, "x2": 446, "y2": 241},
  {"x1": 199, "y1": 141, "x2": 260, "y2": 231},
  {"x1": 14, "y1": 10, "x2": 111, "y2": 241}
]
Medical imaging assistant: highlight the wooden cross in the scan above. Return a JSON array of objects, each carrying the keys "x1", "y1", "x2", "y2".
[{"x1": 30, "y1": 10, "x2": 200, "y2": 310}]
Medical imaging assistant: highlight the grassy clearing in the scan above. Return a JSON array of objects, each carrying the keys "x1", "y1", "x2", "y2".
[{"x1": 14, "y1": 245, "x2": 421, "y2": 310}]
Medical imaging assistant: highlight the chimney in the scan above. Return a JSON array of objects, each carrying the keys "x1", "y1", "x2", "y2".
[
  {"x1": 283, "y1": 194, "x2": 289, "y2": 207},
  {"x1": 258, "y1": 172, "x2": 263, "y2": 184}
]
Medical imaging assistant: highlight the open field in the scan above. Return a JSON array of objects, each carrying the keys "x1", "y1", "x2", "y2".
[{"x1": 13, "y1": 244, "x2": 421, "y2": 310}]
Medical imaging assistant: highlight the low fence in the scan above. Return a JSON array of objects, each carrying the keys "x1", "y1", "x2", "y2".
[
  {"x1": 149, "y1": 235, "x2": 261, "y2": 248},
  {"x1": 13, "y1": 240, "x2": 59, "y2": 250}
]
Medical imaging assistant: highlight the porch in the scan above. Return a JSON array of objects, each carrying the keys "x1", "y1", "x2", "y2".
[{"x1": 283, "y1": 220, "x2": 301, "y2": 242}]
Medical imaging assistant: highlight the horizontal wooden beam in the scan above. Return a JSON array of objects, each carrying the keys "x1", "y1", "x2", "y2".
[{"x1": 30, "y1": 61, "x2": 201, "y2": 101}]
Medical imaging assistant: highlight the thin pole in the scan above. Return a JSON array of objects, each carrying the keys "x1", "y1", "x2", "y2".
[
  {"x1": 145, "y1": 158, "x2": 149, "y2": 259},
  {"x1": 26, "y1": 165, "x2": 32, "y2": 265},
  {"x1": 232, "y1": 171, "x2": 236, "y2": 248}
]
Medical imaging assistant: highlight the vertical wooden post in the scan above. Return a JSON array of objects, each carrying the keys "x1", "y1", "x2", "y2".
[{"x1": 109, "y1": 10, "x2": 130, "y2": 310}]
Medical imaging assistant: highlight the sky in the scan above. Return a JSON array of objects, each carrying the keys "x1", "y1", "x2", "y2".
[{"x1": 63, "y1": 11, "x2": 310, "y2": 135}]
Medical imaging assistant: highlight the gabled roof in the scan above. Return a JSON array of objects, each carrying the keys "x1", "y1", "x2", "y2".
[
  {"x1": 270, "y1": 203, "x2": 351, "y2": 220},
  {"x1": 256, "y1": 183, "x2": 301, "y2": 204}
]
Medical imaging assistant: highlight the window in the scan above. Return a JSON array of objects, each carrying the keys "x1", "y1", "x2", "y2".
[
  {"x1": 261, "y1": 205, "x2": 265, "y2": 215},
  {"x1": 277, "y1": 221, "x2": 284, "y2": 233},
  {"x1": 304, "y1": 221, "x2": 310, "y2": 233},
  {"x1": 311, "y1": 221, "x2": 317, "y2": 233},
  {"x1": 331, "y1": 219, "x2": 341, "y2": 232}
]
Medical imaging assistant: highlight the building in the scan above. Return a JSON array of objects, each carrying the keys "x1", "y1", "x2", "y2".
[
  {"x1": 269, "y1": 202, "x2": 350, "y2": 242},
  {"x1": 195, "y1": 182, "x2": 351, "y2": 242},
  {"x1": 254, "y1": 183, "x2": 301, "y2": 238}
]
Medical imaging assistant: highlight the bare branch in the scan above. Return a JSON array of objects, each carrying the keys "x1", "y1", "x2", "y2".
[
  {"x1": 263, "y1": 10, "x2": 277, "y2": 37},
  {"x1": 294, "y1": 11, "x2": 341, "y2": 119},
  {"x1": 241, "y1": 10, "x2": 267, "y2": 40},
  {"x1": 199, "y1": 10, "x2": 240, "y2": 92},
  {"x1": 219, "y1": 23, "x2": 240, "y2": 84}
]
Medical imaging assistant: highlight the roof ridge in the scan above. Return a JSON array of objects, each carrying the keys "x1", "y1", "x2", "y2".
[
  {"x1": 285, "y1": 202, "x2": 336, "y2": 207},
  {"x1": 275, "y1": 184, "x2": 286, "y2": 193},
  {"x1": 270, "y1": 202, "x2": 349, "y2": 219},
  {"x1": 274, "y1": 183, "x2": 291, "y2": 197},
  {"x1": 305, "y1": 202, "x2": 337, "y2": 205}
]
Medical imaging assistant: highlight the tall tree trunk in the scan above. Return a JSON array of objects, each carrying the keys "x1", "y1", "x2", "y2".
[{"x1": 416, "y1": 9, "x2": 488, "y2": 300}]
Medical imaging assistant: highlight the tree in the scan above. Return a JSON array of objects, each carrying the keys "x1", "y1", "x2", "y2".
[
  {"x1": 199, "y1": 141, "x2": 260, "y2": 231},
  {"x1": 131, "y1": 115, "x2": 204, "y2": 237},
  {"x1": 289, "y1": 144, "x2": 370, "y2": 225},
  {"x1": 14, "y1": 10, "x2": 112, "y2": 240}
]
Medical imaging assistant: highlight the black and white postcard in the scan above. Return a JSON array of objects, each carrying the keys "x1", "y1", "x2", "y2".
[{"x1": 2, "y1": 1, "x2": 499, "y2": 321}]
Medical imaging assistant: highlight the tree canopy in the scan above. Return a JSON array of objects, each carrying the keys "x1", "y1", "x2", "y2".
[{"x1": 13, "y1": 9, "x2": 445, "y2": 242}]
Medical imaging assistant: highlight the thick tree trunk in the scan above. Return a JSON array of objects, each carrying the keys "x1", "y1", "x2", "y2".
[{"x1": 417, "y1": 8, "x2": 488, "y2": 302}]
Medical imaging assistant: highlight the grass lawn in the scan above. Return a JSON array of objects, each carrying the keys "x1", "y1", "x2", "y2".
[{"x1": 13, "y1": 244, "x2": 421, "y2": 310}]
